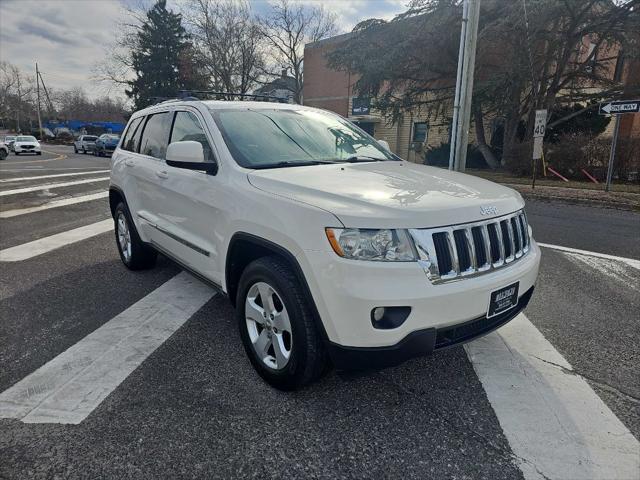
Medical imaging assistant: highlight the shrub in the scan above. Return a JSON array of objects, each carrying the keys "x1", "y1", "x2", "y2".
[{"x1": 424, "y1": 143, "x2": 491, "y2": 169}]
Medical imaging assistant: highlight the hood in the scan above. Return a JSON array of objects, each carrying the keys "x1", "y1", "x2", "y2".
[
  {"x1": 248, "y1": 161, "x2": 524, "y2": 228},
  {"x1": 15, "y1": 141, "x2": 39, "y2": 146}
]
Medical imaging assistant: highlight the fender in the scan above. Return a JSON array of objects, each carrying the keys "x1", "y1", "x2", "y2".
[{"x1": 226, "y1": 232, "x2": 331, "y2": 345}]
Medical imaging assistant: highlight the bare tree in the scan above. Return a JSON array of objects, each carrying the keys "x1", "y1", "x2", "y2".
[
  {"x1": 53, "y1": 87, "x2": 128, "y2": 122},
  {"x1": 185, "y1": 0, "x2": 264, "y2": 96},
  {"x1": 91, "y1": 0, "x2": 150, "y2": 94},
  {"x1": 259, "y1": 0, "x2": 337, "y2": 103},
  {"x1": 0, "y1": 62, "x2": 35, "y2": 132}
]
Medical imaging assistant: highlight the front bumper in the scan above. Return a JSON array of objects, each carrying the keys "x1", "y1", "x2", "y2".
[
  {"x1": 300, "y1": 240, "x2": 540, "y2": 351},
  {"x1": 328, "y1": 286, "x2": 534, "y2": 370},
  {"x1": 14, "y1": 146, "x2": 41, "y2": 153}
]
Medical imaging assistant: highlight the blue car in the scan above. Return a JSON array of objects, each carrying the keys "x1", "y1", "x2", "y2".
[{"x1": 94, "y1": 134, "x2": 120, "y2": 157}]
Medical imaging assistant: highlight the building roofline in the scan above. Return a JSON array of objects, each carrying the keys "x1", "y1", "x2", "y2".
[{"x1": 305, "y1": 31, "x2": 354, "y2": 49}]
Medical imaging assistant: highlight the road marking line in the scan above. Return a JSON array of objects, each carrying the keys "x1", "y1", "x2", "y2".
[
  {"x1": 563, "y1": 252, "x2": 640, "y2": 290},
  {"x1": 1, "y1": 150, "x2": 67, "y2": 165},
  {"x1": 0, "y1": 192, "x2": 108, "y2": 218},
  {"x1": 0, "y1": 219, "x2": 113, "y2": 261},
  {"x1": 0, "y1": 167, "x2": 107, "y2": 172},
  {"x1": 0, "y1": 272, "x2": 215, "y2": 424},
  {"x1": 537, "y1": 242, "x2": 640, "y2": 269},
  {"x1": 0, "y1": 176, "x2": 110, "y2": 196},
  {"x1": 466, "y1": 314, "x2": 640, "y2": 480},
  {"x1": 0, "y1": 170, "x2": 109, "y2": 183}
]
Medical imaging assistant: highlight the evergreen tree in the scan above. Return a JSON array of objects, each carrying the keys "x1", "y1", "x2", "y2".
[{"x1": 126, "y1": 0, "x2": 208, "y2": 109}]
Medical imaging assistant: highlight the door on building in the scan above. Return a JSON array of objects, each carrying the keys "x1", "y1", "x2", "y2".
[{"x1": 354, "y1": 121, "x2": 375, "y2": 137}]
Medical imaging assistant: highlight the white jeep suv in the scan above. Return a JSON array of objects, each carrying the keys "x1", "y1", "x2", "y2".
[{"x1": 109, "y1": 100, "x2": 540, "y2": 390}]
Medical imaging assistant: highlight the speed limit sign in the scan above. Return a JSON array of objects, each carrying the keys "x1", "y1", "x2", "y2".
[{"x1": 533, "y1": 109, "x2": 547, "y2": 138}]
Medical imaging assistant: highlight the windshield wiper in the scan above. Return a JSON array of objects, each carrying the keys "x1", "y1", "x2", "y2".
[
  {"x1": 344, "y1": 155, "x2": 387, "y2": 162},
  {"x1": 255, "y1": 160, "x2": 335, "y2": 169}
]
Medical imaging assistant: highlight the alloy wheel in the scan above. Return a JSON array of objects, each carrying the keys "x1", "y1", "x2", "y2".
[
  {"x1": 245, "y1": 282, "x2": 292, "y2": 370},
  {"x1": 116, "y1": 211, "x2": 132, "y2": 263}
]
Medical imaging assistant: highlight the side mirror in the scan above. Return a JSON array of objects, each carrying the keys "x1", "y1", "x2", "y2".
[
  {"x1": 377, "y1": 139, "x2": 391, "y2": 152},
  {"x1": 166, "y1": 141, "x2": 217, "y2": 174}
]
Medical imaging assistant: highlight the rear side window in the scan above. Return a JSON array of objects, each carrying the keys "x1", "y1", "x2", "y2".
[
  {"x1": 122, "y1": 117, "x2": 144, "y2": 152},
  {"x1": 140, "y1": 112, "x2": 171, "y2": 159},
  {"x1": 170, "y1": 111, "x2": 214, "y2": 162}
]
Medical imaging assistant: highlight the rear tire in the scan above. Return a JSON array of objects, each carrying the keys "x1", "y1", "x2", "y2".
[
  {"x1": 0, "y1": 150, "x2": 6, "y2": 160},
  {"x1": 74, "y1": 146, "x2": 78, "y2": 153},
  {"x1": 14, "y1": 152, "x2": 19, "y2": 156},
  {"x1": 113, "y1": 201, "x2": 157, "y2": 270},
  {"x1": 37, "y1": 152, "x2": 42, "y2": 155},
  {"x1": 237, "y1": 256, "x2": 328, "y2": 390}
]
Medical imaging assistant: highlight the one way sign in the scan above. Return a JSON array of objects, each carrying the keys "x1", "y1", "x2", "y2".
[{"x1": 599, "y1": 100, "x2": 639, "y2": 115}]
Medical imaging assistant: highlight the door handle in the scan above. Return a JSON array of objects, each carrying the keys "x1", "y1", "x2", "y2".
[
  {"x1": 124, "y1": 159, "x2": 135, "y2": 167},
  {"x1": 156, "y1": 170, "x2": 169, "y2": 179}
]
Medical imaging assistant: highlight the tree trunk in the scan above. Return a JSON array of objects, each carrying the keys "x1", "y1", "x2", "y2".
[
  {"x1": 473, "y1": 107, "x2": 499, "y2": 169},
  {"x1": 501, "y1": 112, "x2": 520, "y2": 168}
]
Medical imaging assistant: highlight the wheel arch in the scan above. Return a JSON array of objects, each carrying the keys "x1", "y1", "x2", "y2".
[
  {"x1": 225, "y1": 232, "x2": 330, "y2": 342},
  {"x1": 109, "y1": 186, "x2": 126, "y2": 216}
]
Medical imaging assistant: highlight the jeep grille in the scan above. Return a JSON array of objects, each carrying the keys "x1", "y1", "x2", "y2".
[{"x1": 409, "y1": 210, "x2": 531, "y2": 284}]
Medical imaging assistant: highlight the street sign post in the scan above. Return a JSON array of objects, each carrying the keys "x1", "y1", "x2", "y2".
[
  {"x1": 531, "y1": 109, "x2": 547, "y2": 189},
  {"x1": 599, "y1": 99, "x2": 639, "y2": 192}
]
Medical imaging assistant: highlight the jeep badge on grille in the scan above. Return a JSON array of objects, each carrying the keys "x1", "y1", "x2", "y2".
[{"x1": 480, "y1": 205, "x2": 498, "y2": 216}]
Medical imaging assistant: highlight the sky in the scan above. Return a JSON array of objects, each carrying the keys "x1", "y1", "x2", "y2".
[{"x1": 0, "y1": 0, "x2": 408, "y2": 99}]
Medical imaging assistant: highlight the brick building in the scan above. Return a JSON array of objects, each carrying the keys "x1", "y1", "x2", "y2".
[{"x1": 303, "y1": 30, "x2": 639, "y2": 165}]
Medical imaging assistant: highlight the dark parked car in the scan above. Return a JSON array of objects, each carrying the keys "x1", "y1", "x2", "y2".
[{"x1": 94, "y1": 134, "x2": 120, "y2": 157}]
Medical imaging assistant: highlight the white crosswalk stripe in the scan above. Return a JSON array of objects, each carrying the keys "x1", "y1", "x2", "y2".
[
  {"x1": 0, "y1": 170, "x2": 110, "y2": 183},
  {"x1": 0, "y1": 176, "x2": 110, "y2": 196},
  {"x1": 0, "y1": 219, "x2": 113, "y2": 261},
  {"x1": 0, "y1": 272, "x2": 215, "y2": 424},
  {"x1": 466, "y1": 314, "x2": 640, "y2": 480},
  {"x1": 0, "y1": 192, "x2": 108, "y2": 218}
]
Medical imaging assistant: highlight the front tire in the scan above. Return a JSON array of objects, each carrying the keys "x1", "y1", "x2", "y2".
[
  {"x1": 74, "y1": 146, "x2": 78, "y2": 153},
  {"x1": 113, "y1": 202, "x2": 157, "y2": 270},
  {"x1": 237, "y1": 256, "x2": 328, "y2": 390},
  {"x1": 0, "y1": 150, "x2": 7, "y2": 160}
]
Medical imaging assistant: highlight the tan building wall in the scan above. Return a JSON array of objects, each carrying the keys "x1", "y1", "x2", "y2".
[
  {"x1": 304, "y1": 31, "x2": 636, "y2": 165},
  {"x1": 304, "y1": 36, "x2": 487, "y2": 164}
]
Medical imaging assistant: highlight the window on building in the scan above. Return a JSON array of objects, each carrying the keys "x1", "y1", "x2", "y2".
[
  {"x1": 412, "y1": 122, "x2": 428, "y2": 143},
  {"x1": 170, "y1": 111, "x2": 215, "y2": 162},
  {"x1": 139, "y1": 112, "x2": 172, "y2": 159}
]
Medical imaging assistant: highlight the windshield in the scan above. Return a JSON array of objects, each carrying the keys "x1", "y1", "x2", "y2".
[
  {"x1": 17, "y1": 136, "x2": 36, "y2": 142},
  {"x1": 5, "y1": 136, "x2": 16, "y2": 141},
  {"x1": 84, "y1": 136, "x2": 97, "y2": 141},
  {"x1": 211, "y1": 108, "x2": 396, "y2": 169},
  {"x1": 104, "y1": 135, "x2": 119, "y2": 140}
]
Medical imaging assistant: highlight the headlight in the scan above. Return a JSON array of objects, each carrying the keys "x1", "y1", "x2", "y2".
[{"x1": 325, "y1": 228, "x2": 418, "y2": 261}]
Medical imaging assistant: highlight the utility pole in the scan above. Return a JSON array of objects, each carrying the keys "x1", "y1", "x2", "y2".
[
  {"x1": 449, "y1": 0, "x2": 481, "y2": 172},
  {"x1": 35, "y1": 63, "x2": 44, "y2": 141}
]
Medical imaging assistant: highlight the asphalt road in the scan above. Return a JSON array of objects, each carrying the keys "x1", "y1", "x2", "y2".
[{"x1": 0, "y1": 146, "x2": 638, "y2": 479}]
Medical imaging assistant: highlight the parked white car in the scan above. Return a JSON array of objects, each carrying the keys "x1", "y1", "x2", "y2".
[
  {"x1": 74, "y1": 135, "x2": 98, "y2": 154},
  {"x1": 0, "y1": 141, "x2": 8, "y2": 160},
  {"x1": 109, "y1": 100, "x2": 540, "y2": 390},
  {"x1": 13, "y1": 135, "x2": 42, "y2": 155}
]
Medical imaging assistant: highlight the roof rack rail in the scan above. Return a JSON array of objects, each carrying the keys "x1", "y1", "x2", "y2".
[{"x1": 178, "y1": 90, "x2": 287, "y2": 103}]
